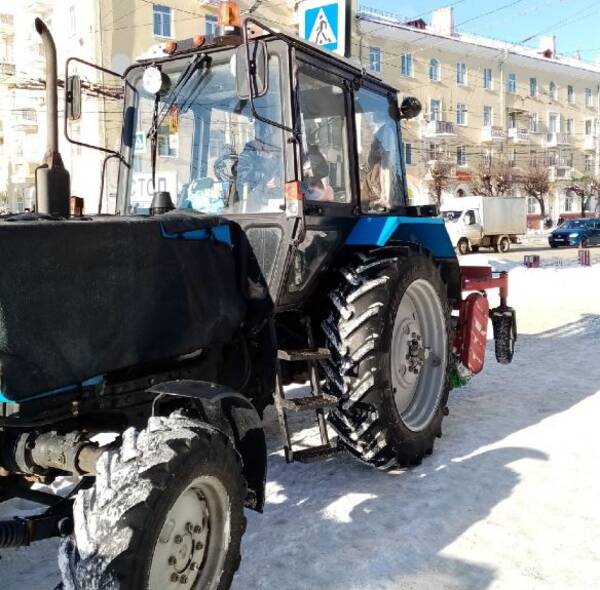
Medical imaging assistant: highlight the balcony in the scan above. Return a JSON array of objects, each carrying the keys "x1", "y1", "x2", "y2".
[
  {"x1": 11, "y1": 110, "x2": 38, "y2": 133},
  {"x1": 481, "y1": 126, "x2": 505, "y2": 142},
  {"x1": 422, "y1": 120, "x2": 455, "y2": 138},
  {"x1": 11, "y1": 161, "x2": 38, "y2": 184},
  {"x1": 584, "y1": 135, "x2": 597, "y2": 151},
  {"x1": 0, "y1": 13, "x2": 14, "y2": 34},
  {"x1": 508, "y1": 127, "x2": 530, "y2": 144},
  {"x1": 545, "y1": 132, "x2": 571, "y2": 147},
  {"x1": 0, "y1": 61, "x2": 15, "y2": 77},
  {"x1": 24, "y1": 0, "x2": 53, "y2": 13},
  {"x1": 548, "y1": 165, "x2": 572, "y2": 182}
]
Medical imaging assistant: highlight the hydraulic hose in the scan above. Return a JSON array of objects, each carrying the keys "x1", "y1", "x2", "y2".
[{"x1": 0, "y1": 518, "x2": 27, "y2": 548}]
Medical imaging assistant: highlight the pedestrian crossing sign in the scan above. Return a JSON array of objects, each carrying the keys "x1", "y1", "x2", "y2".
[{"x1": 299, "y1": 0, "x2": 349, "y2": 57}]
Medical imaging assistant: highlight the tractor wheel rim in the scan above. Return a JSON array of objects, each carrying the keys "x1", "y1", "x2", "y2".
[
  {"x1": 391, "y1": 279, "x2": 447, "y2": 432},
  {"x1": 149, "y1": 475, "x2": 231, "y2": 590}
]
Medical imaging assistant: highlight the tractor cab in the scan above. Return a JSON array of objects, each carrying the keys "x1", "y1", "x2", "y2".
[{"x1": 106, "y1": 10, "x2": 425, "y2": 307}]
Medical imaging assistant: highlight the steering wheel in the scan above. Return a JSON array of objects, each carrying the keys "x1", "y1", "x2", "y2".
[{"x1": 214, "y1": 150, "x2": 239, "y2": 183}]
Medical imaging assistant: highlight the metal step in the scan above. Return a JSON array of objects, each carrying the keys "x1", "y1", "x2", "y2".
[
  {"x1": 277, "y1": 348, "x2": 331, "y2": 362},
  {"x1": 293, "y1": 443, "x2": 342, "y2": 464},
  {"x1": 281, "y1": 393, "x2": 338, "y2": 412}
]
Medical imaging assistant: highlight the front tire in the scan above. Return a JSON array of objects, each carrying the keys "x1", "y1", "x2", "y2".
[
  {"x1": 457, "y1": 239, "x2": 469, "y2": 256},
  {"x1": 59, "y1": 413, "x2": 246, "y2": 590},
  {"x1": 321, "y1": 251, "x2": 452, "y2": 469}
]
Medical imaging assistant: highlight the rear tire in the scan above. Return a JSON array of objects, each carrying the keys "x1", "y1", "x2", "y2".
[
  {"x1": 321, "y1": 250, "x2": 452, "y2": 469},
  {"x1": 59, "y1": 413, "x2": 246, "y2": 590},
  {"x1": 495, "y1": 236, "x2": 510, "y2": 253}
]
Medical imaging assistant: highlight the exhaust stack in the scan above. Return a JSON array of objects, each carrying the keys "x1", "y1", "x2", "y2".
[{"x1": 34, "y1": 18, "x2": 70, "y2": 217}]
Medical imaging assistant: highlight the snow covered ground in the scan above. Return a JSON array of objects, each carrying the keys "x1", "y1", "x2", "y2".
[{"x1": 2, "y1": 254, "x2": 600, "y2": 589}]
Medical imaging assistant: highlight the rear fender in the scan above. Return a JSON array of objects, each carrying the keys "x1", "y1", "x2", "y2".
[{"x1": 148, "y1": 380, "x2": 267, "y2": 512}]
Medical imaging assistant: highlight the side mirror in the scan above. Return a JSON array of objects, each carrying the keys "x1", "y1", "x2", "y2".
[
  {"x1": 67, "y1": 75, "x2": 82, "y2": 121},
  {"x1": 399, "y1": 96, "x2": 422, "y2": 120},
  {"x1": 235, "y1": 40, "x2": 268, "y2": 99},
  {"x1": 122, "y1": 106, "x2": 136, "y2": 149}
]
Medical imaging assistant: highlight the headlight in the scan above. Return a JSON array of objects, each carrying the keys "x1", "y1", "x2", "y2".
[{"x1": 569, "y1": 233, "x2": 579, "y2": 238}]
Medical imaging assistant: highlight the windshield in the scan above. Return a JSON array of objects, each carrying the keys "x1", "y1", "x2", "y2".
[
  {"x1": 123, "y1": 50, "x2": 285, "y2": 215},
  {"x1": 442, "y1": 210, "x2": 463, "y2": 222},
  {"x1": 562, "y1": 220, "x2": 591, "y2": 229}
]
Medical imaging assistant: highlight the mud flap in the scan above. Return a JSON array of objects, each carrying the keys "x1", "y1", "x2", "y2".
[{"x1": 490, "y1": 306, "x2": 517, "y2": 364}]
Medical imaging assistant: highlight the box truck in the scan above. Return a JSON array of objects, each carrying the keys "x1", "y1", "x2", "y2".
[{"x1": 441, "y1": 196, "x2": 527, "y2": 254}]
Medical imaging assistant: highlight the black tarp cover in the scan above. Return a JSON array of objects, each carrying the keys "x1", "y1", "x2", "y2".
[{"x1": 0, "y1": 212, "x2": 246, "y2": 402}]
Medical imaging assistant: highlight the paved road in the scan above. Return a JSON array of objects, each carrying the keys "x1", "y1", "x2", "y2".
[{"x1": 458, "y1": 239, "x2": 600, "y2": 266}]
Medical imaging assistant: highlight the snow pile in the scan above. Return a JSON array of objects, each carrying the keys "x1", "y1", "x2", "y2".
[{"x1": 2, "y1": 260, "x2": 600, "y2": 590}]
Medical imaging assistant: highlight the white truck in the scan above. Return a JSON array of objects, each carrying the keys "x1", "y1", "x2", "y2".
[{"x1": 441, "y1": 196, "x2": 527, "y2": 255}]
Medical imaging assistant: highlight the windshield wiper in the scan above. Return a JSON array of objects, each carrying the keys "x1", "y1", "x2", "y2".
[{"x1": 147, "y1": 55, "x2": 211, "y2": 192}]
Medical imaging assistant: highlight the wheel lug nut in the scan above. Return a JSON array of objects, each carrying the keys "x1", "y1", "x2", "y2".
[
  {"x1": 174, "y1": 535, "x2": 183, "y2": 544},
  {"x1": 171, "y1": 573, "x2": 179, "y2": 582},
  {"x1": 185, "y1": 522, "x2": 194, "y2": 534},
  {"x1": 193, "y1": 525, "x2": 201, "y2": 534},
  {"x1": 195, "y1": 541, "x2": 204, "y2": 551},
  {"x1": 168, "y1": 555, "x2": 177, "y2": 566},
  {"x1": 180, "y1": 574, "x2": 188, "y2": 584}
]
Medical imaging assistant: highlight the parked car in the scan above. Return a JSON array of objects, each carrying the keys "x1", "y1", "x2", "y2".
[{"x1": 549, "y1": 218, "x2": 600, "y2": 248}]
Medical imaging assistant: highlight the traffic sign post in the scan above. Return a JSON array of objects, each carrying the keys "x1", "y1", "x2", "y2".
[{"x1": 298, "y1": 0, "x2": 351, "y2": 57}]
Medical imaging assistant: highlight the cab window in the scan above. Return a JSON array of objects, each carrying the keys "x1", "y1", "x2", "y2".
[
  {"x1": 354, "y1": 88, "x2": 405, "y2": 213},
  {"x1": 297, "y1": 63, "x2": 351, "y2": 204}
]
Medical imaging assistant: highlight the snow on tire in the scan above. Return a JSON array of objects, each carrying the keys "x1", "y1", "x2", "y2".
[
  {"x1": 59, "y1": 412, "x2": 246, "y2": 590},
  {"x1": 321, "y1": 250, "x2": 452, "y2": 469}
]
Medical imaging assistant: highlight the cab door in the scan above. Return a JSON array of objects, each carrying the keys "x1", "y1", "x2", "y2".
[{"x1": 463, "y1": 209, "x2": 483, "y2": 245}]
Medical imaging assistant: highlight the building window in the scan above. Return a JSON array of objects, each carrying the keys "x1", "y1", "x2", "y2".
[
  {"x1": 429, "y1": 99, "x2": 441, "y2": 122},
  {"x1": 401, "y1": 53, "x2": 413, "y2": 77},
  {"x1": 369, "y1": 47, "x2": 381, "y2": 72},
  {"x1": 566, "y1": 118, "x2": 574, "y2": 135},
  {"x1": 567, "y1": 85, "x2": 575, "y2": 104},
  {"x1": 529, "y1": 112, "x2": 539, "y2": 133},
  {"x1": 404, "y1": 142, "x2": 413, "y2": 165},
  {"x1": 530, "y1": 77, "x2": 537, "y2": 97},
  {"x1": 456, "y1": 62, "x2": 467, "y2": 85},
  {"x1": 205, "y1": 15, "x2": 218, "y2": 36},
  {"x1": 483, "y1": 67, "x2": 493, "y2": 90},
  {"x1": 528, "y1": 196, "x2": 538, "y2": 214},
  {"x1": 585, "y1": 119, "x2": 593, "y2": 135},
  {"x1": 456, "y1": 103, "x2": 467, "y2": 126},
  {"x1": 457, "y1": 145, "x2": 467, "y2": 166},
  {"x1": 153, "y1": 4, "x2": 172, "y2": 38},
  {"x1": 585, "y1": 154, "x2": 593, "y2": 172},
  {"x1": 549, "y1": 81, "x2": 557, "y2": 100},
  {"x1": 564, "y1": 194, "x2": 573, "y2": 212},
  {"x1": 483, "y1": 105, "x2": 492, "y2": 127},
  {"x1": 585, "y1": 88, "x2": 593, "y2": 108},
  {"x1": 508, "y1": 112, "x2": 517, "y2": 129},
  {"x1": 429, "y1": 58, "x2": 440, "y2": 81},
  {"x1": 507, "y1": 73, "x2": 516, "y2": 94},
  {"x1": 548, "y1": 113, "x2": 559, "y2": 133}
]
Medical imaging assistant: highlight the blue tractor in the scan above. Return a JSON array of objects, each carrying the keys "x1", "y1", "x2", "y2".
[{"x1": 0, "y1": 11, "x2": 516, "y2": 590}]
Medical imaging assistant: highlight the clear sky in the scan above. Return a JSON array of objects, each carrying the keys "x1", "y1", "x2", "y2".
[{"x1": 360, "y1": 0, "x2": 600, "y2": 62}]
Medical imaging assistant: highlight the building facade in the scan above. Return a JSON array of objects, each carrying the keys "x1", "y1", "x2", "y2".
[
  {"x1": 357, "y1": 6, "x2": 600, "y2": 225},
  {"x1": 1, "y1": 1, "x2": 598, "y2": 221}
]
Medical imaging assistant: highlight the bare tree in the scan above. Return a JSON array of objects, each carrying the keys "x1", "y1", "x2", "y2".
[
  {"x1": 520, "y1": 162, "x2": 551, "y2": 219},
  {"x1": 427, "y1": 161, "x2": 453, "y2": 207},
  {"x1": 564, "y1": 175, "x2": 594, "y2": 218},
  {"x1": 470, "y1": 155, "x2": 514, "y2": 197}
]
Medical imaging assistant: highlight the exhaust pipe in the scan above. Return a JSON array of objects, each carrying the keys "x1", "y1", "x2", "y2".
[{"x1": 34, "y1": 18, "x2": 70, "y2": 217}]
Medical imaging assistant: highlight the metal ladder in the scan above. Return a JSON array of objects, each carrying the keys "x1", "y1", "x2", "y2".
[{"x1": 273, "y1": 319, "x2": 340, "y2": 463}]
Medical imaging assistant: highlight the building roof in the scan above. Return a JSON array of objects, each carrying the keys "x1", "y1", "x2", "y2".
[{"x1": 358, "y1": 6, "x2": 600, "y2": 76}]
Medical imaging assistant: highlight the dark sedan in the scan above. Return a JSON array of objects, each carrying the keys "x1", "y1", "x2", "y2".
[{"x1": 549, "y1": 218, "x2": 600, "y2": 248}]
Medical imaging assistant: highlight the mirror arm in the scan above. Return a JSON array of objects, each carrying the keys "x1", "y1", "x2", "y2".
[
  {"x1": 64, "y1": 56, "x2": 126, "y2": 161},
  {"x1": 242, "y1": 16, "x2": 297, "y2": 137}
]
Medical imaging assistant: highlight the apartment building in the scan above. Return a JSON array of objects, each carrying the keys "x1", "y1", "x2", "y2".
[
  {"x1": 358, "y1": 6, "x2": 600, "y2": 223},
  {"x1": 0, "y1": 0, "x2": 296, "y2": 213}
]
